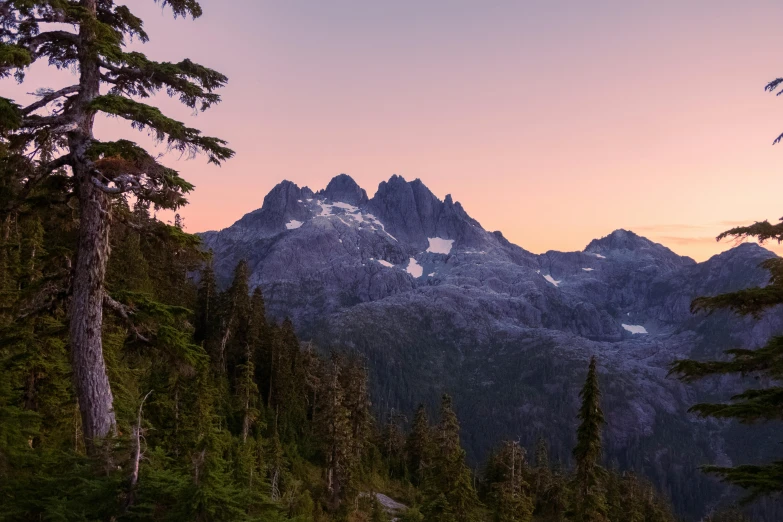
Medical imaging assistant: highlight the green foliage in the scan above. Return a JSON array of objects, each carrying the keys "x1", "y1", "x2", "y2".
[
  {"x1": 0, "y1": 0, "x2": 233, "y2": 245},
  {"x1": 671, "y1": 184, "x2": 783, "y2": 500},
  {"x1": 571, "y1": 356, "x2": 608, "y2": 522},
  {"x1": 0, "y1": 97, "x2": 21, "y2": 132},
  {"x1": 421, "y1": 394, "x2": 482, "y2": 522},
  {"x1": 0, "y1": 195, "x2": 680, "y2": 520},
  {"x1": 90, "y1": 95, "x2": 233, "y2": 165}
]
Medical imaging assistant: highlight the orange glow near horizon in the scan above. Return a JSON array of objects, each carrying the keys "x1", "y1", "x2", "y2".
[{"x1": 4, "y1": 1, "x2": 783, "y2": 261}]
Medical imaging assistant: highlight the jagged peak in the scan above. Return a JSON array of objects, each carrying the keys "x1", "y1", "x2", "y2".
[
  {"x1": 259, "y1": 180, "x2": 303, "y2": 209},
  {"x1": 317, "y1": 173, "x2": 368, "y2": 206}
]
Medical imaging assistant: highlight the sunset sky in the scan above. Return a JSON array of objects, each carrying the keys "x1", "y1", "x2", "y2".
[{"x1": 4, "y1": 1, "x2": 783, "y2": 261}]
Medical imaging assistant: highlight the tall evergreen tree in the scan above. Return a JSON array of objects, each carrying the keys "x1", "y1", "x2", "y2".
[
  {"x1": 487, "y1": 440, "x2": 534, "y2": 522},
  {"x1": 0, "y1": 0, "x2": 233, "y2": 451},
  {"x1": 316, "y1": 353, "x2": 353, "y2": 511},
  {"x1": 219, "y1": 260, "x2": 251, "y2": 377},
  {"x1": 407, "y1": 403, "x2": 431, "y2": 487},
  {"x1": 670, "y1": 75, "x2": 783, "y2": 501},
  {"x1": 424, "y1": 394, "x2": 481, "y2": 522},
  {"x1": 571, "y1": 356, "x2": 608, "y2": 522},
  {"x1": 533, "y1": 437, "x2": 551, "y2": 499},
  {"x1": 195, "y1": 257, "x2": 218, "y2": 346},
  {"x1": 382, "y1": 409, "x2": 408, "y2": 480}
]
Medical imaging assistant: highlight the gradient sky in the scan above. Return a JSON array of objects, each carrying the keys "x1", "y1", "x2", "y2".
[{"x1": 4, "y1": 0, "x2": 783, "y2": 261}]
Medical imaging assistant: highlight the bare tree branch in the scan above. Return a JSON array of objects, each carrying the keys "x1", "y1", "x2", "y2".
[
  {"x1": 126, "y1": 390, "x2": 153, "y2": 511},
  {"x1": 103, "y1": 294, "x2": 150, "y2": 343},
  {"x1": 21, "y1": 85, "x2": 80, "y2": 115}
]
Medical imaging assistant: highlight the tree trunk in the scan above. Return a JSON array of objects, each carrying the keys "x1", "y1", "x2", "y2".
[
  {"x1": 68, "y1": 0, "x2": 116, "y2": 452},
  {"x1": 70, "y1": 172, "x2": 116, "y2": 448}
]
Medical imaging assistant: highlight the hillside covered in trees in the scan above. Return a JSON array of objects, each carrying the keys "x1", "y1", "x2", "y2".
[
  {"x1": 0, "y1": 1, "x2": 781, "y2": 521},
  {"x1": 0, "y1": 198, "x2": 684, "y2": 521}
]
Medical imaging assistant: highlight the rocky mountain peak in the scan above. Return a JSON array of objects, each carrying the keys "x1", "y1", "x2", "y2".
[
  {"x1": 584, "y1": 229, "x2": 695, "y2": 268},
  {"x1": 260, "y1": 180, "x2": 307, "y2": 212},
  {"x1": 318, "y1": 174, "x2": 369, "y2": 206},
  {"x1": 585, "y1": 229, "x2": 649, "y2": 251},
  {"x1": 366, "y1": 175, "x2": 486, "y2": 249}
]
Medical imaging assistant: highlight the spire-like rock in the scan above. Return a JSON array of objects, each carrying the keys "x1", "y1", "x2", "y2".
[
  {"x1": 367, "y1": 175, "x2": 487, "y2": 249},
  {"x1": 319, "y1": 173, "x2": 369, "y2": 206}
]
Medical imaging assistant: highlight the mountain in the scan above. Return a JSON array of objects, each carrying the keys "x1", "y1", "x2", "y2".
[{"x1": 200, "y1": 174, "x2": 783, "y2": 520}]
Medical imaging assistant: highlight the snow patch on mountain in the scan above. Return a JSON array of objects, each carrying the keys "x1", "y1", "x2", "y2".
[
  {"x1": 622, "y1": 324, "x2": 648, "y2": 334},
  {"x1": 406, "y1": 258, "x2": 423, "y2": 278},
  {"x1": 543, "y1": 274, "x2": 561, "y2": 287},
  {"x1": 314, "y1": 200, "x2": 397, "y2": 241},
  {"x1": 286, "y1": 220, "x2": 303, "y2": 230},
  {"x1": 582, "y1": 268, "x2": 594, "y2": 271},
  {"x1": 426, "y1": 237, "x2": 454, "y2": 255}
]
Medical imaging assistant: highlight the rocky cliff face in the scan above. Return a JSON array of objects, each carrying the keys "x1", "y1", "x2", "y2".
[{"x1": 200, "y1": 174, "x2": 782, "y2": 520}]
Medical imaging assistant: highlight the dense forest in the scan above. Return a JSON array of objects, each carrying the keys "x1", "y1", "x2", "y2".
[
  {"x1": 0, "y1": 1, "x2": 781, "y2": 521},
  {"x1": 0, "y1": 193, "x2": 683, "y2": 520}
]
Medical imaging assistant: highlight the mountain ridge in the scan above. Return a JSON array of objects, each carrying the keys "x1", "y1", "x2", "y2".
[
  {"x1": 201, "y1": 173, "x2": 758, "y2": 264},
  {"x1": 199, "y1": 173, "x2": 782, "y2": 519}
]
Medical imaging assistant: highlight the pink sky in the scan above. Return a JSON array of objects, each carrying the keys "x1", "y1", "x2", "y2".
[{"x1": 4, "y1": 1, "x2": 783, "y2": 261}]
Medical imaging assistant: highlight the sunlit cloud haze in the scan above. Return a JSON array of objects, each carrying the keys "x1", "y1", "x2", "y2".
[{"x1": 4, "y1": 0, "x2": 783, "y2": 261}]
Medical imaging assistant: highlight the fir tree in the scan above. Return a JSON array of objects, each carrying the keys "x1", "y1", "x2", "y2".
[
  {"x1": 533, "y1": 436, "x2": 552, "y2": 506},
  {"x1": 195, "y1": 257, "x2": 218, "y2": 346},
  {"x1": 219, "y1": 260, "x2": 251, "y2": 377},
  {"x1": 424, "y1": 394, "x2": 481, "y2": 522},
  {"x1": 571, "y1": 356, "x2": 608, "y2": 522},
  {"x1": 0, "y1": 0, "x2": 233, "y2": 451},
  {"x1": 317, "y1": 354, "x2": 353, "y2": 511},
  {"x1": 488, "y1": 440, "x2": 534, "y2": 522},
  {"x1": 381, "y1": 409, "x2": 408, "y2": 480},
  {"x1": 406, "y1": 403, "x2": 431, "y2": 487},
  {"x1": 668, "y1": 73, "x2": 783, "y2": 502}
]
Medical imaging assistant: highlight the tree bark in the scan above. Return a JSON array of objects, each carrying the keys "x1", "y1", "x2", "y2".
[
  {"x1": 70, "y1": 167, "x2": 116, "y2": 448},
  {"x1": 68, "y1": 0, "x2": 116, "y2": 452}
]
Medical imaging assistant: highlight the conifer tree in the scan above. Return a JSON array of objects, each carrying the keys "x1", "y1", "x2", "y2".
[
  {"x1": 317, "y1": 354, "x2": 353, "y2": 510},
  {"x1": 219, "y1": 260, "x2": 251, "y2": 376},
  {"x1": 195, "y1": 257, "x2": 218, "y2": 346},
  {"x1": 273, "y1": 318, "x2": 309, "y2": 442},
  {"x1": 488, "y1": 440, "x2": 534, "y2": 522},
  {"x1": 342, "y1": 355, "x2": 372, "y2": 462},
  {"x1": 382, "y1": 409, "x2": 408, "y2": 480},
  {"x1": 533, "y1": 436, "x2": 552, "y2": 504},
  {"x1": 425, "y1": 394, "x2": 481, "y2": 522},
  {"x1": 571, "y1": 356, "x2": 608, "y2": 522},
  {"x1": 407, "y1": 403, "x2": 431, "y2": 487},
  {"x1": 669, "y1": 75, "x2": 783, "y2": 500},
  {"x1": 0, "y1": 0, "x2": 233, "y2": 451}
]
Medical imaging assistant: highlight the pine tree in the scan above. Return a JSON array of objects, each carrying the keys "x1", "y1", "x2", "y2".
[
  {"x1": 406, "y1": 404, "x2": 431, "y2": 487},
  {"x1": 424, "y1": 394, "x2": 481, "y2": 522},
  {"x1": 382, "y1": 409, "x2": 408, "y2": 480},
  {"x1": 668, "y1": 73, "x2": 783, "y2": 502},
  {"x1": 488, "y1": 440, "x2": 534, "y2": 522},
  {"x1": 533, "y1": 437, "x2": 552, "y2": 505},
  {"x1": 317, "y1": 353, "x2": 353, "y2": 511},
  {"x1": 0, "y1": 0, "x2": 232, "y2": 451},
  {"x1": 218, "y1": 260, "x2": 251, "y2": 377},
  {"x1": 571, "y1": 356, "x2": 608, "y2": 522},
  {"x1": 195, "y1": 258, "x2": 218, "y2": 346},
  {"x1": 341, "y1": 355, "x2": 372, "y2": 464}
]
